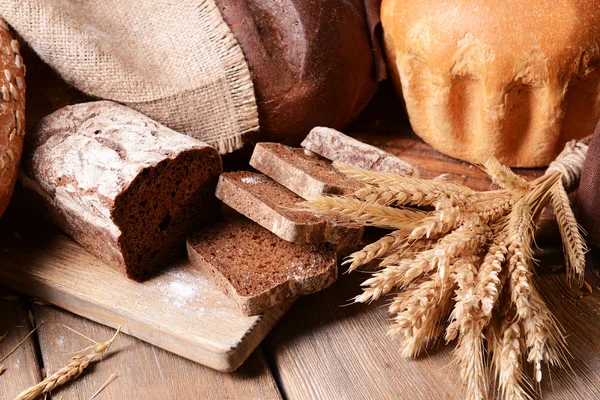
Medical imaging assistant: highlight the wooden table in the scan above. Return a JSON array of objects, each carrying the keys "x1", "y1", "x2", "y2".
[{"x1": 2, "y1": 84, "x2": 600, "y2": 400}]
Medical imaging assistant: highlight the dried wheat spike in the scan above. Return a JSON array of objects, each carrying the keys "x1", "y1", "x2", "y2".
[
  {"x1": 356, "y1": 220, "x2": 491, "y2": 303},
  {"x1": 550, "y1": 181, "x2": 587, "y2": 284},
  {"x1": 335, "y1": 162, "x2": 476, "y2": 205},
  {"x1": 387, "y1": 268, "x2": 456, "y2": 357},
  {"x1": 408, "y1": 203, "x2": 462, "y2": 240},
  {"x1": 473, "y1": 195, "x2": 515, "y2": 224},
  {"x1": 343, "y1": 230, "x2": 408, "y2": 272},
  {"x1": 15, "y1": 327, "x2": 121, "y2": 400},
  {"x1": 492, "y1": 312, "x2": 532, "y2": 400},
  {"x1": 483, "y1": 157, "x2": 529, "y2": 195},
  {"x1": 302, "y1": 196, "x2": 427, "y2": 230}
]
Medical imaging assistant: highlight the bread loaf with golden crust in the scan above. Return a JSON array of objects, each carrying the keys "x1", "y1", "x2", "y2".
[{"x1": 382, "y1": 0, "x2": 600, "y2": 167}]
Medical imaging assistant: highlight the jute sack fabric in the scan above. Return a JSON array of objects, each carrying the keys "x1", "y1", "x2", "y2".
[{"x1": 0, "y1": 0, "x2": 259, "y2": 154}]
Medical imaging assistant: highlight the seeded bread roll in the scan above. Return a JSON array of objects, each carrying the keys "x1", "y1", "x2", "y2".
[
  {"x1": 216, "y1": 0, "x2": 380, "y2": 144},
  {"x1": 0, "y1": 19, "x2": 26, "y2": 217},
  {"x1": 187, "y1": 217, "x2": 338, "y2": 315},
  {"x1": 382, "y1": 0, "x2": 600, "y2": 167},
  {"x1": 20, "y1": 101, "x2": 223, "y2": 280}
]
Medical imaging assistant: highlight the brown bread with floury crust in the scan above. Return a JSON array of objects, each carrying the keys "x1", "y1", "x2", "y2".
[
  {"x1": 216, "y1": 171, "x2": 364, "y2": 246},
  {"x1": 20, "y1": 101, "x2": 223, "y2": 280},
  {"x1": 187, "y1": 217, "x2": 338, "y2": 315},
  {"x1": 216, "y1": 0, "x2": 381, "y2": 144},
  {"x1": 249, "y1": 142, "x2": 364, "y2": 200},
  {"x1": 0, "y1": 19, "x2": 26, "y2": 217}
]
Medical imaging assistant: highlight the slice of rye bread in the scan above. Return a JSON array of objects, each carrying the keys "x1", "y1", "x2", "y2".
[
  {"x1": 215, "y1": 171, "x2": 363, "y2": 245},
  {"x1": 187, "y1": 217, "x2": 337, "y2": 315},
  {"x1": 249, "y1": 142, "x2": 363, "y2": 200},
  {"x1": 301, "y1": 126, "x2": 415, "y2": 176}
]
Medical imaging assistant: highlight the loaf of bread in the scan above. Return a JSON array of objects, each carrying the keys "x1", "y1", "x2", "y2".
[
  {"x1": 187, "y1": 217, "x2": 337, "y2": 315},
  {"x1": 216, "y1": 171, "x2": 364, "y2": 245},
  {"x1": 249, "y1": 142, "x2": 363, "y2": 200},
  {"x1": 382, "y1": 0, "x2": 600, "y2": 167},
  {"x1": 0, "y1": 19, "x2": 26, "y2": 217},
  {"x1": 301, "y1": 127, "x2": 415, "y2": 175},
  {"x1": 20, "y1": 101, "x2": 223, "y2": 280},
  {"x1": 216, "y1": 0, "x2": 380, "y2": 144}
]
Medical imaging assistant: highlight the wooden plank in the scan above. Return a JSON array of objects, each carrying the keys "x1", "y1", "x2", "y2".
[
  {"x1": 0, "y1": 286, "x2": 42, "y2": 399},
  {"x1": 31, "y1": 305, "x2": 282, "y2": 400},
  {"x1": 0, "y1": 197, "x2": 292, "y2": 372},
  {"x1": 265, "y1": 254, "x2": 600, "y2": 399},
  {"x1": 263, "y1": 271, "x2": 464, "y2": 400}
]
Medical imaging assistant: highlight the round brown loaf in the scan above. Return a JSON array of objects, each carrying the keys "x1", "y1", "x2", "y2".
[
  {"x1": 382, "y1": 0, "x2": 600, "y2": 167},
  {"x1": 216, "y1": 0, "x2": 380, "y2": 144},
  {"x1": 0, "y1": 19, "x2": 25, "y2": 216}
]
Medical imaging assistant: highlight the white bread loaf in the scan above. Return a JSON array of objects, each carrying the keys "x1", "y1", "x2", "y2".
[{"x1": 382, "y1": 0, "x2": 600, "y2": 167}]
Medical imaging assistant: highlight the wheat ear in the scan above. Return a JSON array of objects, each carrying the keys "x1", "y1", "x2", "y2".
[
  {"x1": 335, "y1": 162, "x2": 476, "y2": 204},
  {"x1": 550, "y1": 181, "x2": 587, "y2": 284},
  {"x1": 343, "y1": 230, "x2": 408, "y2": 272},
  {"x1": 492, "y1": 314, "x2": 532, "y2": 400},
  {"x1": 302, "y1": 196, "x2": 427, "y2": 230},
  {"x1": 15, "y1": 327, "x2": 121, "y2": 400},
  {"x1": 483, "y1": 157, "x2": 529, "y2": 195},
  {"x1": 356, "y1": 220, "x2": 491, "y2": 303}
]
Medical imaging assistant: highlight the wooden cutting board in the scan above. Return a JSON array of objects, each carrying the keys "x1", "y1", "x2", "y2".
[{"x1": 0, "y1": 196, "x2": 293, "y2": 372}]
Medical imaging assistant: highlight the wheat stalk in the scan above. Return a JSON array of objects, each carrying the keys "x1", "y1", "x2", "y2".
[
  {"x1": 335, "y1": 162, "x2": 477, "y2": 205},
  {"x1": 15, "y1": 327, "x2": 121, "y2": 400},
  {"x1": 302, "y1": 196, "x2": 427, "y2": 230},
  {"x1": 303, "y1": 142, "x2": 588, "y2": 399},
  {"x1": 550, "y1": 181, "x2": 587, "y2": 283},
  {"x1": 483, "y1": 157, "x2": 529, "y2": 195},
  {"x1": 343, "y1": 229, "x2": 408, "y2": 272}
]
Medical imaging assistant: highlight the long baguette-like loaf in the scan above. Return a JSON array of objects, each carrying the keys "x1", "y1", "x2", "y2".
[{"x1": 20, "y1": 101, "x2": 223, "y2": 280}]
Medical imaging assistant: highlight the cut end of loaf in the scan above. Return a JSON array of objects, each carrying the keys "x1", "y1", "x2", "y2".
[
  {"x1": 187, "y1": 217, "x2": 338, "y2": 315},
  {"x1": 114, "y1": 147, "x2": 222, "y2": 280}
]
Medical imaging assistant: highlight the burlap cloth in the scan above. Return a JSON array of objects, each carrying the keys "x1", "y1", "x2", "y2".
[
  {"x1": 0, "y1": 0, "x2": 259, "y2": 154},
  {"x1": 577, "y1": 121, "x2": 600, "y2": 247}
]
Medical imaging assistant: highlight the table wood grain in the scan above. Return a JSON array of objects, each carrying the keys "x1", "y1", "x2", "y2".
[
  {"x1": 0, "y1": 287, "x2": 42, "y2": 399},
  {"x1": 31, "y1": 305, "x2": 282, "y2": 400}
]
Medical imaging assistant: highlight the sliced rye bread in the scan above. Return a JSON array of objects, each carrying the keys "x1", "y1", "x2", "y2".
[
  {"x1": 215, "y1": 171, "x2": 363, "y2": 245},
  {"x1": 249, "y1": 142, "x2": 363, "y2": 200},
  {"x1": 187, "y1": 217, "x2": 338, "y2": 315},
  {"x1": 301, "y1": 126, "x2": 415, "y2": 176}
]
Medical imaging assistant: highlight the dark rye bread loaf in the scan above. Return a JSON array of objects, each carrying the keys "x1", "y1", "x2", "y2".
[
  {"x1": 249, "y1": 142, "x2": 364, "y2": 200},
  {"x1": 216, "y1": 0, "x2": 380, "y2": 144},
  {"x1": 216, "y1": 171, "x2": 363, "y2": 245},
  {"x1": 20, "y1": 101, "x2": 223, "y2": 280},
  {"x1": 187, "y1": 217, "x2": 337, "y2": 315},
  {"x1": 302, "y1": 127, "x2": 415, "y2": 176}
]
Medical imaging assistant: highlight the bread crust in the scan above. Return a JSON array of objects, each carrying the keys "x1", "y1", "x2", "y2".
[
  {"x1": 0, "y1": 19, "x2": 26, "y2": 216},
  {"x1": 216, "y1": 0, "x2": 379, "y2": 144},
  {"x1": 382, "y1": 0, "x2": 600, "y2": 167}
]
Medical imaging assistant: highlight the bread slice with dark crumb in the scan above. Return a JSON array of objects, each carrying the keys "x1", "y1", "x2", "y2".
[
  {"x1": 20, "y1": 101, "x2": 223, "y2": 280},
  {"x1": 249, "y1": 142, "x2": 363, "y2": 200},
  {"x1": 215, "y1": 171, "x2": 363, "y2": 245},
  {"x1": 187, "y1": 217, "x2": 338, "y2": 315}
]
